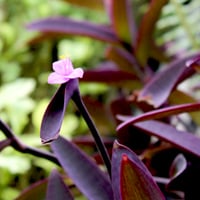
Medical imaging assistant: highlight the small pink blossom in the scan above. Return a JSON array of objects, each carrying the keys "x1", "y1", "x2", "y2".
[{"x1": 48, "y1": 57, "x2": 84, "y2": 84}]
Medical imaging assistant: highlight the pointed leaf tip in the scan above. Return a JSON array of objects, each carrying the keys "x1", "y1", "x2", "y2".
[
  {"x1": 46, "y1": 169, "x2": 74, "y2": 200},
  {"x1": 40, "y1": 79, "x2": 79, "y2": 143},
  {"x1": 112, "y1": 140, "x2": 165, "y2": 200}
]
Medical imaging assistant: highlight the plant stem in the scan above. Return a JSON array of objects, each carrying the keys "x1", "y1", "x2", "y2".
[
  {"x1": 72, "y1": 91, "x2": 111, "y2": 177},
  {"x1": 0, "y1": 119, "x2": 60, "y2": 166}
]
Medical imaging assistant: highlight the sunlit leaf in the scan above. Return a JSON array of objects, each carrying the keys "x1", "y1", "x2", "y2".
[
  {"x1": 135, "y1": 0, "x2": 169, "y2": 65},
  {"x1": 62, "y1": 0, "x2": 104, "y2": 10},
  {"x1": 105, "y1": 0, "x2": 136, "y2": 43}
]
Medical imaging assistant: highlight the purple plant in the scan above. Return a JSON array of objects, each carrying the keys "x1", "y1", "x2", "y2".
[{"x1": 1, "y1": 0, "x2": 200, "y2": 199}]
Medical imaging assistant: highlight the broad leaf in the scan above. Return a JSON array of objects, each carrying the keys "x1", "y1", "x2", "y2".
[
  {"x1": 46, "y1": 169, "x2": 73, "y2": 200},
  {"x1": 137, "y1": 54, "x2": 198, "y2": 108},
  {"x1": 117, "y1": 102, "x2": 200, "y2": 131},
  {"x1": 27, "y1": 17, "x2": 118, "y2": 43},
  {"x1": 134, "y1": 120, "x2": 200, "y2": 158},
  {"x1": 40, "y1": 79, "x2": 78, "y2": 143},
  {"x1": 82, "y1": 62, "x2": 139, "y2": 83},
  {"x1": 51, "y1": 136, "x2": 114, "y2": 200},
  {"x1": 112, "y1": 140, "x2": 165, "y2": 200}
]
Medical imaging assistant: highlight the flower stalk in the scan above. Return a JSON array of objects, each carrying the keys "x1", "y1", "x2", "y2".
[{"x1": 72, "y1": 90, "x2": 111, "y2": 176}]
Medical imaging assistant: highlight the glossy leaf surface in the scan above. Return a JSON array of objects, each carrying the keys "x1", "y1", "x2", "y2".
[
  {"x1": 40, "y1": 79, "x2": 78, "y2": 143},
  {"x1": 46, "y1": 169, "x2": 73, "y2": 200},
  {"x1": 51, "y1": 137, "x2": 114, "y2": 200},
  {"x1": 134, "y1": 120, "x2": 200, "y2": 158}
]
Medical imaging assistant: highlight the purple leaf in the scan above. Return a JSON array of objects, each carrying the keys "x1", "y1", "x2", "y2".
[
  {"x1": 40, "y1": 79, "x2": 79, "y2": 143},
  {"x1": 117, "y1": 102, "x2": 200, "y2": 131},
  {"x1": 137, "y1": 54, "x2": 198, "y2": 108},
  {"x1": 51, "y1": 136, "x2": 114, "y2": 200},
  {"x1": 27, "y1": 17, "x2": 118, "y2": 43},
  {"x1": 112, "y1": 140, "x2": 165, "y2": 200},
  {"x1": 46, "y1": 169, "x2": 74, "y2": 200},
  {"x1": 134, "y1": 120, "x2": 200, "y2": 158},
  {"x1": 82, "y1": 62, "x2": 138, "y2": 83}
]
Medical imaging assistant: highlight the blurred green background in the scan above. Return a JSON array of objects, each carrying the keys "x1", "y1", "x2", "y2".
[{"x1": 0, "y1": 0, "x2": 108, "y2": 199}]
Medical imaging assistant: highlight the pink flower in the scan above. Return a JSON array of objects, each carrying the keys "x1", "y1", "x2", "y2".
[{"x1": 48, "y1": 57, "x2": 84, "y2": 84}]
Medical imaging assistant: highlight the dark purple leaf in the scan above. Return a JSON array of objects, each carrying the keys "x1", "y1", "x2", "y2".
[
  {"x1": 112, "y1": 140, "x2": 165, "y2": 200},
  {"x1": 15, "y1": 179, "x2": 47, "y2": 200},
  {"x1": 134, "y1": 120, "x2": 200, "y2": 158},
  {"x1": 117, "y1": 102, "x2": 200, "y2": 131},
  {"x1": 27, "y1": 17, "x2": 118, "y2": 43},
  {"x1": 40, "y1": 79, "x2": 78, "y2": 143},
  {"x1": 46, "y1": 169, "x2": 73, "y2": 200},
  {"x1": 137, "y1": 54, "x2": 199, "y2": 108},
  {"x1": 51, "y1": 136, "x2": 114, "y2": 200},
  {"x1": 82, "y1": 62, "x2": 139, "y2": 83}
]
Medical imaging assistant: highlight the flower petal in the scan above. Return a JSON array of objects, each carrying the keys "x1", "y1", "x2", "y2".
[
  {"x1": 52, "y1": 58, "x2": 73, "y2": 75},
  {"x1": 48, "y1": 72, "x2": 70, "y2": 84},
  {"x1": 66, "y1": 68, "x2": 84, "y2": 79},
  {"x1": 64, "y1": 58, "x2": 74, "y2": 73}
]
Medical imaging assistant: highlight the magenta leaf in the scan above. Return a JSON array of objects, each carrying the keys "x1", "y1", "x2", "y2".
[
  {"x1": 134, "y1": 120, "x2": 200, "y2": 158},
  {"x1": 51, "y1": 136, "x2": 114, "y2": 200},
  {"x1": 137, "y1": 54, "x2": 199, "y2": 108},
  {"x1": 46, "y1": 169, "x2": 74, "y2": 200},
  {"x1": 27, "y1": 17, "x2": 118, "y2": 43},
  {"x1": 112, "y1": 140, "x2": 165, "y2": 200},
  {"x1": 40, "y1": 79, "x2": 79, "y2": 143}
]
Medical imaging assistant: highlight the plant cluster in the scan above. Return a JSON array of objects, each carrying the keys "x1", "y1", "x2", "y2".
[{"x1": 1, "y1": 0, "x2": 200, "y2": 199}]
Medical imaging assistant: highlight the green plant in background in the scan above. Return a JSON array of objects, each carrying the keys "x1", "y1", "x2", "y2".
[{"x1": 1, "y1": 0, "x2": 200, "y2": 199}]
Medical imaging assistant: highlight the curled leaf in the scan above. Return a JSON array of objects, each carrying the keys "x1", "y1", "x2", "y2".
[{"x1": 40, "y1": 79, "x2": 79, "y2": 143}]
